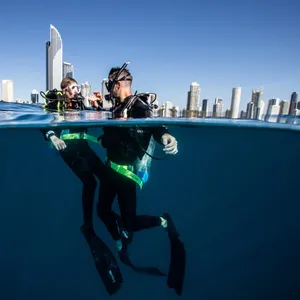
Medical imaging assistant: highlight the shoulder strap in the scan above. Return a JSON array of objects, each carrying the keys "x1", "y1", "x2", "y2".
[{"x1": 121, "y1": 94, "x2": 139, "y2": 114}]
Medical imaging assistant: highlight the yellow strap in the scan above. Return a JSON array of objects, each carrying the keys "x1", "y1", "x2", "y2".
[
  {"x1": 60, "y1": 133, "x2": 99, "y2": 144},
  {"x1": 108, "y1": 160, "x2": 143, "y2": 189}
]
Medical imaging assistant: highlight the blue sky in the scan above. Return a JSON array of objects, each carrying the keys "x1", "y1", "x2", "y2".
[{"x1": 0, "y1": 0, "x2": 299, "y2": 112}]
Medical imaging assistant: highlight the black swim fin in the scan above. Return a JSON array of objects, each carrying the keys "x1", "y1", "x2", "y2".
[
  {"x1": 115, "y1": 215, "x2": 166, "y2": 277},
  {"x1": 81, "y1": 225, "x2": 123, "y2": 295},
  {"x1": 162, "y1": 213, "x2": 186, "y2": 296}
]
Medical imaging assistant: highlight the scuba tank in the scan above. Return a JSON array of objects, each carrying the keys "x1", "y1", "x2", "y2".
[
  {"x1": 40, "y1": 89, "x2": 86, "y2": 111},
  {"x1": 134, "y1": 136, "x2": 156, "y2": 184}
]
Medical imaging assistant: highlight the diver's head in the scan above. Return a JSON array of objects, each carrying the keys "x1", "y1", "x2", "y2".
[
  {"x1": 108, "y1": 67, "x2": 132, "y2": 102},
  {"x1": 61, "y1": 77, "x2": 81, "y2": 99}
]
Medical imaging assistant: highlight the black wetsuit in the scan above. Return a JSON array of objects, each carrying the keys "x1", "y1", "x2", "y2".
[
  {"x1": 41, "y1": 126, "x2": 105, "y2": 229},
  {"x1": 97, "y1": 95, "x2": 169, "y2": 240}
]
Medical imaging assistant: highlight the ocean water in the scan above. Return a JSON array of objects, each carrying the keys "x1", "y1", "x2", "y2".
[{"x1": 0, "y1": 102, "x2": 300, "y2": 300}]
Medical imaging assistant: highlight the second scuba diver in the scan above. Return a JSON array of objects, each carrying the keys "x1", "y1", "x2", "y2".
[
  {"x1": 41, "y1": 77, "x2": 123, "y2": 294},
  {"x1": 90, "y1": 62, "x2": 186, "y2": 296}
]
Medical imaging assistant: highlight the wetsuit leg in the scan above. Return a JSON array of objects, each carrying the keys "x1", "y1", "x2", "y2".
[
  {"x1": 97, "y1": 167, "x2": 120, "y2": 240},
  {"x1": 106, "y1": 171, "x2": 165, "y2": 277},
  {"x1": 60, "y1": 146, "x2": 97, "y2": 228},
  {"x1": 80, "y1": 144, "x2": 106, "y2": 182},
  {"x1": 60, "y1": 145, "x2": 123, "y2": 294},
  {"x1": 116, "y1": 172, "x2": 161, "y2": 233}
]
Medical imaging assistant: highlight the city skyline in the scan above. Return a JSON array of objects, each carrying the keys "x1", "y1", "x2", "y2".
[
  {"x1": 0, "y1": 25, "x2": 298, "y2": 112},
  {"x1": 157, "y1": 86, "x2": 299, "y2": 121},
  {"x1": 2, "y1": 73, "x2": 299, "y2": 124},
  {"x1": 1, "y1": 76, "x2": 299, "y2": 120},
  {"x1": 0, "y1": 0, "x2": 298, "y2": 110}
]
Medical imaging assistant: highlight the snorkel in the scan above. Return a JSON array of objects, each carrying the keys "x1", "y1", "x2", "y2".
[{"x1": 105, "y1": 61, "x2": 131, "y2": 106}]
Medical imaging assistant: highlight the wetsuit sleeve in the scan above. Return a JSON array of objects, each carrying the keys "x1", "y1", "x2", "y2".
[{"x1": 151, "y1": 125, "x2": 170, "y2": 144}]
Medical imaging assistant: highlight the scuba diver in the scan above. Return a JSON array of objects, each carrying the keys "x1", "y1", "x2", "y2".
[
  {"x1": 41, "y1": 77, "x2": 123, "y2": 295},
  {"x1": 90, "y1": 62, "x2": 186, "y2": 296}
]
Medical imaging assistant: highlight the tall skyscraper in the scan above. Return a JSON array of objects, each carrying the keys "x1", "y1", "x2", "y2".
[
  {"x1": 251, "y1": 88, "x2": 263, "y2": 106},
  {"x1": 230, "y1": 87, "x2": 241, "y2": 118},
  {"x1": 212, "y1": 97, "x2": 223, "y2": 117},
  {"x1": 265, "y1": 98, "x2": 280, "y2": 122},
  {"x1": 251, "y1": 88, "x2": 264, "y2": 120},
  {"x1": 201, "y1": 99, "x2": 208, "y2": 118},
  {"x1": 46, "y1": 24, "x2": 63, "y2": 90},
  {"x1": 246, "y1": 101, "x2": 254, "y2": 119},
  {"x1": 164, "y1": 101, "x2": 173, "y2": 117},
  {"x1": 186, "y1": 82, "x2": 200, "y2": 111},
  {"x1": 1, "y1": 80, "x2": 14, "y2": 102},
  {"x1": 31, "y1": 89, "x2": 39, "y2": 103},
  {"x1": 288, "y1": 92, "x2": 298, "y2": 115},
  {"x1": 279, "y1": 100, "x2": 289, "y2": 115},
  {"x1": 254, "y1": 100, "x2": 265, "y2": 120},
  {"x1": 63, "y1": 62, "x2": 74, "y2": 78}
]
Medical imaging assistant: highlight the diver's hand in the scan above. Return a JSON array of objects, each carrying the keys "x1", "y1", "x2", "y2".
[
  {"x1": 88, "y1": 93, "x2": 102, "y2": 108},
  {"x1": 50, "y1": 135, "x2": 67, "y2": 151},
  {"x1": 88, "y1": 97, "x2": 99, "y2": 108},
  {"x1": 161, "y1": 133, "x2": 178, "y2": 155}
]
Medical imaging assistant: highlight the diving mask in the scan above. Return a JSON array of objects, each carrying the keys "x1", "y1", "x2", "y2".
[{"x1": 65, "y1": 84, "x2": 81, "y2": 94}]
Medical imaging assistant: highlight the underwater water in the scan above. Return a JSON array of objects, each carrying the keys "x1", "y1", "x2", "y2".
[{"x1": 0, "y1": 102, "x2": 300, "y2": 300}]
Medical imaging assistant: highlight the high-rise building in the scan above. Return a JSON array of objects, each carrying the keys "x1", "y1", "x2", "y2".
[
  {"x1": 246, "y1": 101, "x2": 254, "y2": 119},
  {"x1": 212, "y1": 97, "x2": 223, "y2": 117},
  {"x1": 1, "y1": 80, "x2": 14, "y2": 102},
  {"x1": 186, "y1": 82, "x2": 200, "y2": 111},
  {"x1": 46, "y1": 24, "x2": 63, "y2": 90},
  {"x1": 265, "y1": 98, "x2": 280, "y2": 122},
  {"x1": 251, "y1": 88, "x2": 263, "y2": 106},
  {"x1": 279, "y1": 100, "x2": 289, "y2": 115},
  {"x1": 255, "y1": 100, "x2": 265, "y2": 120},
  {"x1": 164, "y1": 101, "x2": 173, "y2": 117},
  {"x1": 201, "y1": 99, "x2": 208, "y2": 118},
  {"x1": 80, "y1": 81, "x2": 91, "y2": 107},
  {"x1": 230, "y1": 87, "x2": 241, "y2": 118},
  {"x1": 288, "y1": 92, "x2": 298, "y2": 115},
  {"x1": 240, "y1": 110, "x2": 247, "y2": 119},
  {"x1": 171, "y1": 106, "x2": 180, "y2": 118},
  {"x1": 31, "y1": 89, "x2": 39, "y2": 103},
  {"x1": 251, "y1": 88, "x2": 264, "y2": 120},
  {"x1": 158, "y1": 104, "x2": 165, "y2": 117},
  {"x1": 63, "y1": 62, "x2": 74, "y2": 78}
]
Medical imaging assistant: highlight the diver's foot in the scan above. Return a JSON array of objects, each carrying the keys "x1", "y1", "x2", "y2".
[
  {"x1": 116, "y1": 240, "x2": 123, "y2": 251},
  {"x1": 160, "y1": 216, "x2": 168, "y2": 228},
  {"x1": 117, "y1": 243, "x2": 129, "y2": 263},
  {"x1": 115, "y1": 215, "x2": 133, "y2": 245},
  {"x1": 116, "y1": 238, "x2": 129, "y2": 255},
  {"x1": 161, "y1": 213, "x2": 180, "y2": 240},
  {"x1": 116, "y1": 239, "x2": 132, "y2": 266}
]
